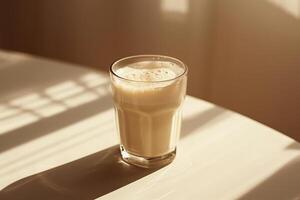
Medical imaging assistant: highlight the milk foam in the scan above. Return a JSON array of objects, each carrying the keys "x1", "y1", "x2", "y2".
[{"x1": 115, "y1": 61, "x2": 183, "y2": 82}]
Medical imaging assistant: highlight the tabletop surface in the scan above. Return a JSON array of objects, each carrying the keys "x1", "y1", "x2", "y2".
[{"x1": 0, "y1": 50, "x2": 299, "y2": 200}]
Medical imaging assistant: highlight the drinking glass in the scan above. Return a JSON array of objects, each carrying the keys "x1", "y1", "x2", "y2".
[{"x1": 110, "y1": 55, "x2": 187, "y2": 168}]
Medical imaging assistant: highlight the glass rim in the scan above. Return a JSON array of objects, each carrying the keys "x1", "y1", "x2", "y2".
[{"x1": 110, "y1": 55, "x2": 188, "y2": 83}]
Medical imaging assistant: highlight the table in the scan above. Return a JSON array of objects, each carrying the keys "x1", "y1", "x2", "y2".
[{"x1": 0, "y1": 50, "x2": 299, "y2": 200}]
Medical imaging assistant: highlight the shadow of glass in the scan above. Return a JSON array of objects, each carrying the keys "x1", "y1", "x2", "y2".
[
  {"x1": 0, "y1": 145, "x2": 161, "y2": 200},
  {"x1": 181, "y1": 106, "x2": 226, "y2": 138},
  {"x1": 237, "y1": 155, "x2": 300, "y2": 200}
]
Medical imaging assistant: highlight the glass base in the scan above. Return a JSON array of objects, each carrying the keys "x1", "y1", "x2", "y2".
[{"x1": 120, "y1": 145, "x2": 176, "y2": 168}]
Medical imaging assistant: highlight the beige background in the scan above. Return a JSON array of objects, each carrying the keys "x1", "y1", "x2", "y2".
[{"x1": 0, "y1": 0, "x2": 299, "y2": 140}]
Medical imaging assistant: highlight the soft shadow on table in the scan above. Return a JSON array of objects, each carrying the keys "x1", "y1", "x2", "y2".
[
  {"x1": 0, "y1": 85, "x2": 112, "y2": 153},
  {"x1": 181, "y1": 106, "x2": 226, "y2": 138},
  {"x1": 286, "y1": 142, "x2": 300, "y2": 150},
  {"x1": 0, "y1": 145, "x2": 161, "y2": 200},
  {"x1": 238, "y1": 142, "x2": 300, "y2": 200},
  {"x1": 0, "y1": 53, "x2": 112, "y2": 153}
]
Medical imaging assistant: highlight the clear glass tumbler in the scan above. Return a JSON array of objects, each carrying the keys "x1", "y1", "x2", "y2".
[{"x1": 110, "y1": 55, "x2": 187, "y2": 168}]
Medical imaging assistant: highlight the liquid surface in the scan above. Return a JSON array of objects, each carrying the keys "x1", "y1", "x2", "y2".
[{"x1": 115, "y1": 61, "x2": 183, "y2": 82}]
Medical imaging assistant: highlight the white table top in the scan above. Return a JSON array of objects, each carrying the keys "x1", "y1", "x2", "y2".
[{"x1": 0, "y1": 50, "x2": 299, "y2": 200}]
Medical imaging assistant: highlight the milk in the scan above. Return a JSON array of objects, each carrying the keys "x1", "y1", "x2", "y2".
[{"x1": 111, "y1": 61, "x2": 187, "y2": 157}]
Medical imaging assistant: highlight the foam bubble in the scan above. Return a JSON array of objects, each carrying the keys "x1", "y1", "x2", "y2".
[{"x1": 115, "y1": 61, "x2": 183, "y2": 82}]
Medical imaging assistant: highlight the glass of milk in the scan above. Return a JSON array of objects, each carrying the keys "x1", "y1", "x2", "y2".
[{"x1": 110, "y1": 55, "x2": 187, "y2": 168}]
